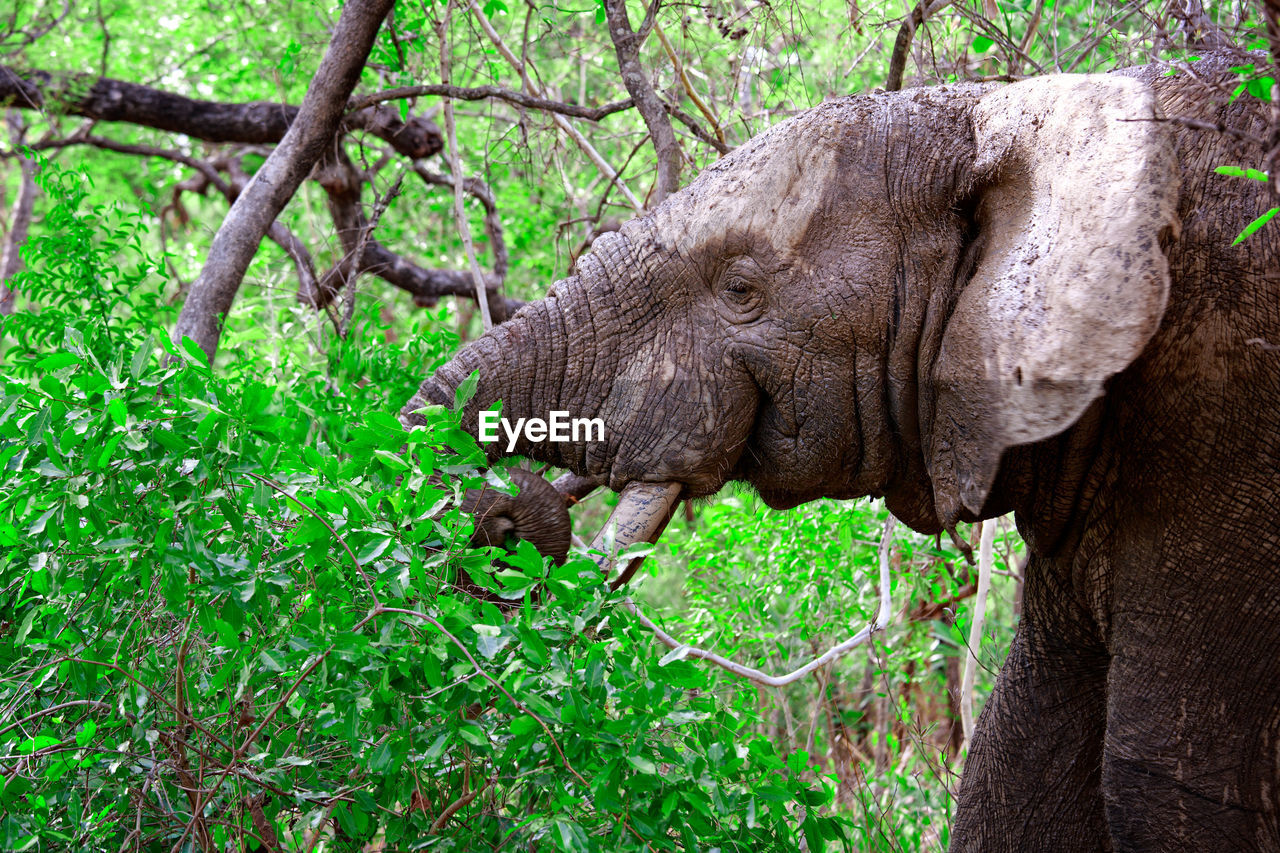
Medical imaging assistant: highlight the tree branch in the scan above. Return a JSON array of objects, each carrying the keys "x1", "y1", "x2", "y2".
[
  {"x1": 617, "y1": 515, "x2": 899, "y2": 688},
  {"x1": 347, "y1": 83, "x2": 634, "y2": 121},
  {"x1": 467, "y1": 0, "x2": 643, "y2": 212},
  {"x1": 0, "y1": 64, "x2": 442, "y2": 160},
  {"x1": 0, "y1": 114, "x2": 34, "y2": 315},
  {"x1": 665, "y1": 101, "x2": 730, "y2": 155},
  {"x1": 438, "y1": 0, "x2": 494, "y2": 331},
  {"x1": 886, "y1": 0, "x2": 955, "y2": 92},
  {"x1": 172, "y1": 0, "x2": 395, "y2": 363},
  {"x1": 959, "y1": 519, "x2": 996, "y2": 752},
  {"x1": 653, "y1": 22, "x2": 725, "y2": 146},
  {"x1": 603, "y1": 0, "x2": 682, "y2": 205},
  {"x1": 309, "y1": 148, "x2": 519, "y2": 321},
  {"x1": 414, "y1": 164, "x2": 508, "y2": 279}
]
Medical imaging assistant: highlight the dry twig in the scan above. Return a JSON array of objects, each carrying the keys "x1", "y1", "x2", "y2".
[{"x1": 618, "y1": 515, "x2": 899, "y2": 688}]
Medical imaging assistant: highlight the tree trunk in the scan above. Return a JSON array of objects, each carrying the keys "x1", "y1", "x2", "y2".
[
  {"x1": 0, "y1": 131, "x2": 36, "y2": 316},
  {"x1": 0, "y1": 66, "x2": 440, "y2": 160},
  {"x1": 172, "y1": 0, "x2": 395, "y2": 363},
  {"x1": 602, "y1": 0, "x2": 682, "y2": 205}
]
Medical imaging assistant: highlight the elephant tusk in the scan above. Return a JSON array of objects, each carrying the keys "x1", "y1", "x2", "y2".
[{"x1": 587, "y1": 481, "x2": 682, "y2": 588}]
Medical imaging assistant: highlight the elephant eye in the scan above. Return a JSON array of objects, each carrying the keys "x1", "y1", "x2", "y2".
[{"x1": 717, "y1": 258, "x2": 765, "y2": 316}]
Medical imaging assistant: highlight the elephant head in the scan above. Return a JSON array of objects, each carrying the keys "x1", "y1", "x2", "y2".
[{"x1": 403, "y1": 73, "x2": 1178, "y2": 551}]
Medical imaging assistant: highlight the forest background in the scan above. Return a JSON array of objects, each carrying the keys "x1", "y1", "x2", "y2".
[{"x1": 0, "y1": 0, "x2": 1275, "y2": 850}]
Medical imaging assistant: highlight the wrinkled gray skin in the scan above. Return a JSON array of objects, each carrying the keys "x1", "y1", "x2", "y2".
[
  {"x1": 457, "y1": 468, "x2": 571, "y2": 564},
  {"x1": 403, "y1": 54, "x2": 1280, "y2": 851}
]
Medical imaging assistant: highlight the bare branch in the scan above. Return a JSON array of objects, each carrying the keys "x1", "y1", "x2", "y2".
[
  {"x1": 665, "y1": 101, "x2": 731, "y2": 155},
  {"x1": 0, "y1": 1, "x2": 70, "y2": 52},
  {"x1": 172, "y1": 0, "x2": 395, "y2": 363},
  {"x1": 653, "y1": 22, "x2": 725, "y2": 146},
  {"x1": 0, "y1": 65, "x2": 442, "y2": 160},
  {"x1": 413, "y1": 164, "x2": 508, "y2": 279},
  {"x1": 603, "y1": 0, "x2": 682, "y2": 204},
  {"x1": 1168, "y1": 0, "x2": 1233, "y2": 50},
  {"x1": 338, "y1": 172, "x2": 404, "y2": 338},
  {"x1": 467, "y1": 0, "x2": 643, "y2": 212},
  {"x1": 438, "y1": 0, "x2": 493, "y2": 331},
  {"x1": 347, "y1": 83, "x2": 633, "y2": 121},
  {"x1": 616, "y1": 515, "x2": 899, "y2": 688},
  {"x1": 28, "y1": 133, "x2": 231, "y2": 193},
  {"x1": 0, "y1": 114, "x2": 34, "y2": 315},
  {"x1": 310, "y1": 149, "x2": 519, "y2": 320},
  {"x1": 429, "y1": 777, "x2": 493, "y2": 833},
  {"x1": 887, "y1": 0, "x2": 955, "y2": 92},
  {"x1": 959, "y1": 519, "x2": 997, "y2": 752}
]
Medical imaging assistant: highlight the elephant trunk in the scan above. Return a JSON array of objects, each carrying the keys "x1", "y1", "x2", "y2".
[
  {"x1": 402, "y1": 278, "x2": 686, "y2": 582},
  {"x1": 401, "y1": 298, "x2": 581, "y2": 471}
]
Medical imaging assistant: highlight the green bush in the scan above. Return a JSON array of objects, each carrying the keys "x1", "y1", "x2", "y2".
[{"x1": 0, "y1": 157, "x2": 854, "y2": 851}]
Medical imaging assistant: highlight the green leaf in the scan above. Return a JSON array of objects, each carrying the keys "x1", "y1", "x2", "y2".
[
  {"x1": 508, "y1": 716, "x2": 540, "y2": 739},
  {"x1": 627, "y1": 754, "x2": 658, "y2": 774},
  {"x1": 802, "y1": 811, "x2": 826, "y2": 853},
  {"x1": 75, "y1": 720, "x2": 97, "y2": 747},
  {"x1": 36, "y1": 352, "x2": 81, "y2": 372},
  {"x1": 258, "y1": 650, "x2": 287, "y2": 673},
  {"x1": 179, "y1": 336, "x2": 211, "y2": 369},
  {"x1": 457, "y1": 724, "x2": 487, "y2": 746},
  {"x1": 1247, "y1": 76, "x2": 1275, "y2": 100},
  {"x1": 476, "y1": 632, "x2": 511, "y2": 660},
  {"x1": 106, "y1": 397, "x2": 127, "y2": 427},
  {"x1": 453, "y1": 369, "x2": 480, "y2": 412},
  {"x1": 1232, "y1": 207, "x2": 1279, "y2": 246},
  {"x1": 971, "y1": 35, "x2": 994, "y2": 53},
  {"x1": 552, "y1": 819, "x2": 591, "y2": 852},
  {"x1": 356, "y1": 536, "x2": 392, "y2": 565},
  {"x1": 96, "y1": 433, "x2": 124, "y2": 468},
  {"x1": 367, "y1": 739, "x2": 395, "y2": 772},
  {"x1": 1215, "y1": 165, "x2": 1270, "y2": 182}
]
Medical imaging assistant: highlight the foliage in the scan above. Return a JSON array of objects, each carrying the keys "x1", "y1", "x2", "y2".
[
  {"x1": 0, "y1": 158, "x2": 855, "y2": 850},
  {"x1": 1216, "y1": 60, "x2": 1278, "y2": 245},
  {"x1": 636, "y1": 496, "x2": 1022, "y2": 850},
  {"x1": 2, "y1": 2, "x2": 1274, "y2": 851}
]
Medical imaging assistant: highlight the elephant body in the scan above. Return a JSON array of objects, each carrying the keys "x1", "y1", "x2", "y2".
[
  {"x1": 405, "y1": 54, "x2": 1280, "y2": 850},
  {"x1": 960, "y1": 60, "x2": 1280, "y2": 852}
]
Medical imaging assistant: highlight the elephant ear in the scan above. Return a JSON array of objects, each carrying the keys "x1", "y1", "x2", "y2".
[{"x1": 928, "y1": 75, "x2": 1180, "y2": 525}]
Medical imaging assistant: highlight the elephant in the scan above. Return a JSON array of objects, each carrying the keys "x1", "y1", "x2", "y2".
[
  {"x1": 424, "y1": 467, "x2": 573, "y2": 604},
  {"x1": 401, "y1": 52, "x2": 1280, "y2": 851},
  {"x1": 456, "y1": 467, "x2": 572, "y2": 563}
]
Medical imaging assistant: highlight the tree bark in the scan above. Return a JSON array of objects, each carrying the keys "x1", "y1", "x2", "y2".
[
  {"x1": 602, "y1": 0, "x2": 682, "y2": 205},
  {"x1": 172, "y1": 0, "x2": 395, "y2": 363},
  {"x1": 0, "y1": 131, "x2": 35, "y2": 316},
  {"x1": 886, "y1": 0, "x2": 954, "y2": 92},
  {"x1": 309, "y1": 149, "x2": 518, "y2": 321},
  {"x1": 0, "y1": 65, "x2": 441, "y2": 160}
]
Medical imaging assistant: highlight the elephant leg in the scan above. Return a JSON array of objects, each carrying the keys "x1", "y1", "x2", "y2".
[
  {"x1": 1102, "y1": 614, "x2": 1280, "y2": 850},
  {"x1": 950, "y1": 560, "x2": 1112, "y2": 852}
]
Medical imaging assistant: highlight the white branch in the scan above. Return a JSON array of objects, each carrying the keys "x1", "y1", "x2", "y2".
[
  {"x1": 621, "y1": 514, "x2": 898, "y2": 688},
  {"x1": 438, "y1": 1, "x2": 493, "y2": 331},
  {"x1": 960, "y1": 518, "x2": 997, "y2": 751},
  {"x1": 466, "y1": 0, "x2": 644, "y2": 213}
]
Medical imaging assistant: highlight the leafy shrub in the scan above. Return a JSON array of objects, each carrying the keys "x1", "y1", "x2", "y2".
[{"x1": 0, "y1": 158, "x2": 854, "y2": 851}]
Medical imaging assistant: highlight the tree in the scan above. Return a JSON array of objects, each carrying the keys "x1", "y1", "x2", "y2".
[{"x1": 0, "y1": 1, "x2": 1276, "y2": 849}]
